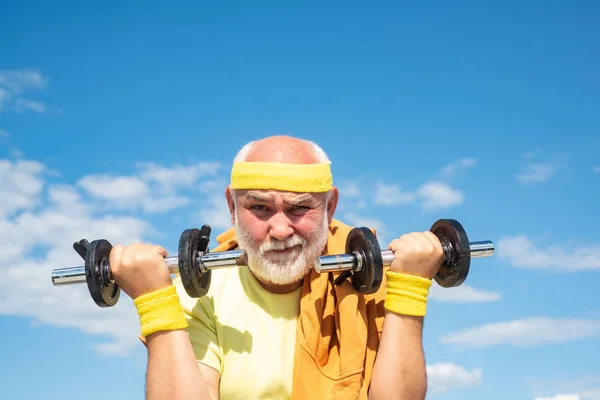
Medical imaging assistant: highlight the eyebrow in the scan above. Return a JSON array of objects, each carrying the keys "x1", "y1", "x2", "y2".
[
  {"x1": 286, "y1": 193, "x2": 314, "y2": 205},
  {"x1": 244, "y1": 191, "x2": 314, "y2": 205},
  {"x1": 245, "y1": 191, "x2": 273, "y2": 202}
]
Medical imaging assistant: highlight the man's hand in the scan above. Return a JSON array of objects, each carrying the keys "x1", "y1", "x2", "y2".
[
  {"x1": 109, "y1": 243, "x2": 172, "y2": 299},
  {"x1": 387, "y1": 231, "x2": 444, "y2": 280}
]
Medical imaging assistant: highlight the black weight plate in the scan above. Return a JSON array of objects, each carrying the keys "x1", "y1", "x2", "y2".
[
  {"x1": 431, "y1": 219, "x2": 470, "y2": 288},
  {"x1": 345, "y1": 227, "x2": 383, "y2": 294},
  {"x1": 85, "y1": 239, "x2": 120, "y2": 307},
  {"x1": 178, "y1": 226, "x2": 212, "y2": 298}
]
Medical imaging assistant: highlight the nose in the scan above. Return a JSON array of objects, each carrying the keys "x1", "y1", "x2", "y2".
[{"x1": 268, "y1": 212, "x2": 294, "y2": 241}]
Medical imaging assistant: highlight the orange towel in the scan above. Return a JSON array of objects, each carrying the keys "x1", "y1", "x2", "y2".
[{"x1": 212, "y1": 219, "x2": 387, "y2": 400}]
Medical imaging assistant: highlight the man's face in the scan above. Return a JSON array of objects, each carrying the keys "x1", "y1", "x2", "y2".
[{"x1": 232, "y1": 189, "x2": 332, "y2": 286}]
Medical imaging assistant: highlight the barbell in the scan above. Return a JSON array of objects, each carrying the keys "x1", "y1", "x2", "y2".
[{"x1": 50, "y1": 219, "x2": 494, "y2": 307}]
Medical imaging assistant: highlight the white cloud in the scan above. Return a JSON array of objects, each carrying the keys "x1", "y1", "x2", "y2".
[
  {"x1": 417, "y1": 181, "x2": 464, "y2": 210},
  {"x1": 573, "y1": 389, "x2": 600, "y2": 400},
  {"x1": 0, "y1": 88, "x2": 12, "y2": 110},
  {"x1": 426, "y1": 362, "x2": 483, "y2": 394},
  {"x1": 0, "y1": 69, "x2": 46, "y2": 92},
  {"x1": 193, "y1": 190, "x2": 234, "y2": 231},
  {"x1": 137, "y1": 161, "x2": 222, "y2": 190},
  {"x1": 439, "y1": 158, "x2": 476, "y2": 177},
  {"x1": 0, "y1": 181, "x2": 153, "y2": 355},
  {"x1": 534, "y1": 395, "x2": 581, "y2": 400},
  {"x1": 369, "y1": 156, "x2": 472, "y2": 211},
  {"x1": 429, "y1": 284, "x2": 502, "y2": 303},
  {"x1": 14, "y1": 98, "x2": 47, "y2": 114},
  {"x1": 517, "y1": 151, "x2": 570, "y2": 184},
  {"x1": 0, "y1": 157, "x2": 229, "y2": 356},
  {"x1": 372, "y1": 182, "x2": 415, "y2": 206},
  {"x1": 497, "y1": 235, "x2": 600, "y2": 271},
  {"x1": 523, "y1": 147, "x2": 542, "y2": 159},
  {"x1": 339, "y1": 158, "x2": 473, "y2": 212},
  {"x1": 439, "y1": 317, "x2": 600, "y2": 350},
  {"x1": 77, "y1": 173, "x2": 190, "y2": 214},
  {"x1": 334, "y1": 179, "x2": 371, "y2": 211},
  {"x1": 0, "y1": 159, "x2": 47, "y2": 218},
  {"x1": 78, "y1": 175, "x2": 149, "y2": 201},
  {"x1": 584, "y1": 390, "x2": 600, "y2": 400},
  {"x1": 518, "y1": 164, "x2": 558, "y2": 183},
  {"x1": 336, "y1": 180, "x2": 362, "y2": 198},
  {"x1": 369, "y1": 181, "x2": 464, "y2": 211},
  {"x1": 0, "y1": 68, "x2": 49, "y2": 114},
  {"x1": 530, "y1": 375, "x2": 600, "y2": 400},
  {"x1": 75, "y1": 161, "x2": 224, "y2": 214}
]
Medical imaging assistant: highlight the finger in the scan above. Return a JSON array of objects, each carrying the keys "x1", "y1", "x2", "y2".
[
  {"x1": 135, "y1": 243, "x2": 167, "y2": 259},
  {"x1": 408, "y1": 232, "x2": 435, "y2": 252},
  {"x1": 121, "y1": 242, "x2": 142, "y2": 263},
  {"x1": 422, "y1": 231, "x2": 442, "y2": 248},
  {"x1": 422, "y1": 231, "x2": 445, "y2": 259},
  {"x1": 388, "y1": 233, "x2": 413, "y2": 250},
  {"x1": 123, "y1": 242, "x2": 142, "y2": 254},
  {"x1": 405, "y1": 232, "x2": 427, "y2": 251},
  {"x1": 153, "y1": 245, "x2": 169, "y2": 258},
  {"x1": 109, "y1": 244, "x2": 124, "y2": 274},
  {"x1": 387, "y1": 237, "x2": 402, "y2": 251},
  {"x1": 136, "y1": 244, "x2": 169, "y2": 260}
]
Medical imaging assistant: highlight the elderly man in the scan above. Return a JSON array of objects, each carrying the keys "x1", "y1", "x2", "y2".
[{"x1": 109, "y1": 135, "x2": 444, "y2": 400}]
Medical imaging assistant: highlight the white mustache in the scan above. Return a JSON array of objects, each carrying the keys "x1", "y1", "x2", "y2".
[{"x1": 260, "y1": 235, "x2": 306, "y2": 253}]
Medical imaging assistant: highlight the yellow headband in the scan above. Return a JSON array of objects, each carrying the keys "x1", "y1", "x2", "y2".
[{"x1": 230, "y1": 161, "x2": 333, "y2": 192}]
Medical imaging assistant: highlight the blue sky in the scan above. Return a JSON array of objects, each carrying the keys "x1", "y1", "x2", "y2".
[{"x1": 1, "y1": 1, "x2": 599, "y2": 399}]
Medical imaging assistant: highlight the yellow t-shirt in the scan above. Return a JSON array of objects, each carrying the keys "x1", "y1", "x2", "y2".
[{"x1": 174, "y1": 266, "x2": 302, "y2": 400}]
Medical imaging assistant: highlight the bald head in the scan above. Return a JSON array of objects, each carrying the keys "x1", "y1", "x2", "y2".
[
  {"x1": 227, "y1": 133, "x2": 338, "y2": 217},
  {"x1": 233, "y1": 135, "x2": 331, "y2": 165}
]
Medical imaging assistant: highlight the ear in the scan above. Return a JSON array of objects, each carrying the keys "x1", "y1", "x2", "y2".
[
  {"x1": 225, "y1": 185, "x2": 236, "y2": 225},
  {"x1": 326, "y1": 187, "x2": 339, "y2": 224}
]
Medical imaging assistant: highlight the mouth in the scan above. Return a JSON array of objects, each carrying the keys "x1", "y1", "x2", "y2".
[{"x1": 264, "y1": 244, "x2": 302, "y2": 255}]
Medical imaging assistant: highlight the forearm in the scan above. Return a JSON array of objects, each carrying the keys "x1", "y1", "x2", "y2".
[
  {"x1": 135, "y1": 285, "x2": 217, "y2": 400},
  {"x1": 369, "y1": 269, "x2": 432, "y2": 400},
  {"x1": 369, "y1": 312, "x2": 427, "y2": 400},
  {"x1": 146, "y1": 329, "x2": 216, "y2": 400}
]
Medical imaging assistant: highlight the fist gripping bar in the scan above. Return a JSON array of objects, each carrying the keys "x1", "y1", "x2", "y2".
[
  {"x1": 315, "y1": 219, "x2": 494, "y2": 294},
  {"x1": 51, "y1": 226, "x2": 248, "y2": 308}
]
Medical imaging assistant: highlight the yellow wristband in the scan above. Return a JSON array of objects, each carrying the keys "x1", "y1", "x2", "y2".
[
  {"x1": 384, "y1": 271, "x2": 432, "y2": 317},
  {"x1": 133, "y1": 285, "x2": 188, "y2": 338}
]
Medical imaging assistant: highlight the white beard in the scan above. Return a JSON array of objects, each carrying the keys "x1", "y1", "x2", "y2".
[{"x1": 235, "y1": 213, "x2": 330, "y2": 286}]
